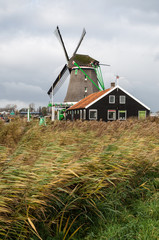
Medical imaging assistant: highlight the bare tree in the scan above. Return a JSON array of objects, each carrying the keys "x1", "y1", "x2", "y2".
[{"x1": 29, "y1": 103, "x2": 35, "y2": 112}]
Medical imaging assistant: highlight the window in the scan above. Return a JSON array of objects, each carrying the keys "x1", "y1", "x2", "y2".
[
  {"x1": 83, "y1": 109, "x2": 86, "y2": 120},
  {"x1": 138, "y1": 111, "x2": 146, "y2": 120},
  {"x1": 89, "y1": 110, "x2": 97, "y2": 120},
  {"x1": 120, "y1": 96, "x2": 126, "y2": 104},
  {"x1": 75, "y1": 69, "x2": 78, "y2": 75},
  {"x1": 71, "y1": 111, "x2": 74, "y2": 120},
  {"x1": 77, "y1": 110, "x2": 79, "y2": 114},
  {"x1": 80, "y1": 110, "x2": 82, "y2": 120},
  {"x1": 118, "y1": 110, "x2": 127, "y2": 120},
  {"x1": 75, "y1": 110, "x2": 76, "y2": 114},
  {"x1": 109, "y1": 95, "x2": 115, "y2": 104},
  {"x1": 85, "y1": 75, "x2": 87, "y2": 81},
  {"x1": 85, "y1": 87, "x2": 87, "y2": 93},
  {"x1": 108, "y1": 110, "x2": 116, "y2": 120}
]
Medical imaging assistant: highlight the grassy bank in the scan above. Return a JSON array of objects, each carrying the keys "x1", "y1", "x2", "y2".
[{"x1": 0, "y1": 118, "x2": 159, "y2": 239}]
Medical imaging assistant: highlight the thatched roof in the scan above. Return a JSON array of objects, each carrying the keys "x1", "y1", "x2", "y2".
[{"x1": 68, "y1": 54, "x2": 99, "y2": 68}]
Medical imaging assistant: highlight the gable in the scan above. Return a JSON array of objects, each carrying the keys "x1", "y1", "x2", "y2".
[{"x1": 85, "y1": 86, "x2": 150, "y2": 110}]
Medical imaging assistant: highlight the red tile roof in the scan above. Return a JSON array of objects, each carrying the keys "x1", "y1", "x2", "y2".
[{"x1": 68, "y1": 88, "x2": 111, "y2": 110}]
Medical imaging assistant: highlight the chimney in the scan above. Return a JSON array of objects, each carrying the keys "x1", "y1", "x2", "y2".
[{"x1": 111, "y1": 82, "x2": 115, "y2": 88}]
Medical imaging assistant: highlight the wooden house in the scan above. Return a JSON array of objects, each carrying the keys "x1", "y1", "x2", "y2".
[{"x1": 66, "y1": 84, "x2": 150, "y2": 121}]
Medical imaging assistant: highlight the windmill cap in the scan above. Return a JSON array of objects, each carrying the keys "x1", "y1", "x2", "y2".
[{"x1": 68, "y1": 54, "x2": 99, "y2": 68}]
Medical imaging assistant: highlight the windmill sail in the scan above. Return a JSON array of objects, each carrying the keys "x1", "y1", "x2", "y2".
[
  {"x1": 48, "y1": 26, "x2": 103, "y2": 103},
  {"x1": 73, "y1": 28, "x2": 86, "y2": 56},
  {"x1": 54, "y1": 26, "x2": 69, "y2": 62},
  {"x1": 47, "y1": 64, "x2": 70, "y2": 96}
]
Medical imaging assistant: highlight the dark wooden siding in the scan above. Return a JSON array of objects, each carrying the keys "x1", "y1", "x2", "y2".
[
  {"x1": 87, "y1": 88, "x2": 150, "y2": 121},
  {"x1": 66, "y1": 87, "x2": 150, "y2": 121}
]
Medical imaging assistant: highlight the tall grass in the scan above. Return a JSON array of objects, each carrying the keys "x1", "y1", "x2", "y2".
[{"x1": 0, "y1": 118, "x2": 159, "y2": 239}]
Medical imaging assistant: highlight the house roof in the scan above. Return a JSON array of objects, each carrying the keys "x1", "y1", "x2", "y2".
[
  {"x1": 68, "y1": 85, "x2": 150, "y2": 111},
  {"x1": 68, "y1": 88, "x2": 111, "y2": 110}
]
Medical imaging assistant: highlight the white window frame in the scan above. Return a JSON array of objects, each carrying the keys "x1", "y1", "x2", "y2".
[
  {"x1": 109, "y1": 95, "x2": 115, "y2": 104},
  {"x1": 89, "y1": 109, "x2": 97, "y2": 120},
  {"x1": 85, "y1": 87, "x2": 87, "y2": 93},
  {"x1": 119, "y1": 95, "x2": 126, "y2": 104},
  {"x1": 108, "y1": 110, "x2": 116, "y2": 120},
  {"x1": 118, "y1": 110, "x2": 127, "y2": 120}
]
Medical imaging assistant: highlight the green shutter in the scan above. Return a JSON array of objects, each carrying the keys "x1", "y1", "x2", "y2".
[
  {"x1": 138, "y1": 111, "x2": 146, "y2": 119},
  {"x1": 75, "y1": 69, "x2": 78, "y2": 75}
]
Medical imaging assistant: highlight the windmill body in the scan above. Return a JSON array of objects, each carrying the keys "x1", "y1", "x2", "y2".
[
  {"x1": 64, "y1": 54, "x2": 99, "y2": 102},
  {"x1": 48, "y1": 27, "x2": 101, "y2": 104}
]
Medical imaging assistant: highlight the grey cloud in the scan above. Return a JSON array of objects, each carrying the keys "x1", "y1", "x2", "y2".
[{"x1": 0, "y1": 0, "x2": 159, "y2": 112}]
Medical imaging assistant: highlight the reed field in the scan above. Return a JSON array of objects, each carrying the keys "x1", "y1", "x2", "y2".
[{"x1": 0, "y1": 118, "x2": 159, "y2": 240}]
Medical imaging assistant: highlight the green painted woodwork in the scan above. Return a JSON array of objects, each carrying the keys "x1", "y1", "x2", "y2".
[
  {"x1": 59, "y1": 109, "x2": 65, "y2": 120},
  {"x1": 73, "y1": 61, "x2": 101, "y2": 91},
  {"x1": 92, "y1": 64, "x2": 105, "y2": 90},
  {"x1": 138, "y1": 111, "x2": 146, "y2": 119}
]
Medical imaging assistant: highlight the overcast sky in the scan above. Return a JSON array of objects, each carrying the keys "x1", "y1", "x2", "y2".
[{"x1": 0, "y1": 0, "x2": 159, "y2": 111}]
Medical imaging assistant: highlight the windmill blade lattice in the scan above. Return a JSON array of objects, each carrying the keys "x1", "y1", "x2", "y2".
[
  {"x1": 54, "y1": 26, "x2": 69, "y2": 62},
  {"x1": 73, "y1": 28, "x2": 86, "y2": 56}
]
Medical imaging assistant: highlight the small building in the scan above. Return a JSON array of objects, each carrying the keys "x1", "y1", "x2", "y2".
[{"x1": 66, "y1": 84, "x2": 150, "y2": 121}]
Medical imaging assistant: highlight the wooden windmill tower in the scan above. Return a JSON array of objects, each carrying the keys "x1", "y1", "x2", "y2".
[{"x1": 47, "y1": 26, "x2": 106, "y2": 103}]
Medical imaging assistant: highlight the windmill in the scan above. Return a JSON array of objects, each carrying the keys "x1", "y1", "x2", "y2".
[{"x1": 47, "y1": 26, "x2": 107, "y2": 103}]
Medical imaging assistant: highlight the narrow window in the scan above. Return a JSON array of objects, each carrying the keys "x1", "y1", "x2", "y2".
[
  {"x1": 83, "y1": 109, "x2": 86, "y2": 120},
  {"x1": 138, "y1": 111, "x2": 146, "y2": 120},
  {"x1": 85, "y1": 87, "x2": 87, "y2": 93},
  {"x1": 108, "y1": 110, "x2": 116, "y2": 120},
  {"x1": 109, "y1": 95, "x2": 115, "y2": 104},
  {"x1": 118, "y1": 110, "x2": 126, "y2": 120},
  {"x1": 71, "y1": 110, "x2": 74, "y2": 120},
  {"x1": 80, "y1": 110, "x2": 82, "y2": 120},
  {"x1": 89, "y1": 110, "x2": 97, "y2": 120},
  {"x1": 77, "y1": 110, "x2": 79, "y2": 114},
  {"x1": 85, "y1": 75, "x2": 87, "y2": 81},
  {"x1": 120, "y1": 96, "x2": 126, "y2": 104}
]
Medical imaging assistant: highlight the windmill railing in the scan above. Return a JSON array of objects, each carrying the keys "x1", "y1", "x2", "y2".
[{"x1": 91, "y1": 64, "x2": 105, "y2": 90}]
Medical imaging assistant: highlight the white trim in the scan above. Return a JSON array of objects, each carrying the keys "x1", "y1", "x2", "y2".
[
  {"x1": 85, "y1": 85, "x2": 150, "y2": 110},
  {"x1": 85, "y1": 87, "x2": 88, "y2": 92},
  {"x1": 107, "y1": 110, "x2": 116, "y2": 120},
  {"x1": 80, "y1": 110, "x2": 82, "y2": 120},
  {"x1": 83, "y1": 109, "x2": 86, "y2": 119},
  {"x1": 109, "y1": 95, "x2": 115, "y2": 104},
  {"x1": 72, "y1": 66, "x2": 94, "y2": 70},
  {"x1": 118, "y1": 110, "x2": 127, "y2": 120},
  {"x1": 89, "y1": 109, "x2": 97, "y2": 120},
  {"x1": 119, "y1": 95, "x2": 126, "y2": 104}
]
